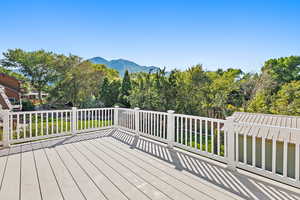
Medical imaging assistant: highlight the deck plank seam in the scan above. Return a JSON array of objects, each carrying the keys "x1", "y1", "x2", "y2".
[
  {"x1": 70, "y1": 142, "x2": 131, "y2": 200},
  {"x1": 31, "y1": 142, "x2": 45, "y2": 200},
  {"x1": 0, "y1": 148, "x2": 10, "y2": 193},
  {"x1": 19, "y1": 145, "x2": 22, "y2": 200},
  {"x1": 40, "y1": 141, "x2": 66, "y2": 200},
  {"x1": 62, "y1": 144, "x2": 109, "y2": 200},
  {"x1": 53, "y1": 145, "x2": 88, "y2": 200},
  {"x1": 104, "y1": 135, "x2": 249, "y2": 200},
  {"x1": 91, "y1": 139, "x2": 210, "y2": 200},
  {"x1": 79, "y1": 142, "x2": 156, "y2": 200},
  {"x1": 87, "y1": 140, "x2": 190, "y2": 200},
  {"x1": 100, "y1": 137, "x2": 231, "y2": 200}
]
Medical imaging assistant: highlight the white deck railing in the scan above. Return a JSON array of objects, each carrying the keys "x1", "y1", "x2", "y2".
[
  {"x1": 0, "y1": 107, "x2": 115, "y2": 145},
  {"x1": 0, "y1": 106, "x2": 299, "y2": 188}
]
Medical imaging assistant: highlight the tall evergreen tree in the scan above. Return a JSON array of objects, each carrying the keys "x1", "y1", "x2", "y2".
[
  {"x1": 99, "y1": 77, "x2": 111, "y2": 106},
  {"x1": 99, "y1": 78, "x2": 121, "y2": 107},
  {"x1": 119, "y1": 70, "x2": 132, "y2": 107}
]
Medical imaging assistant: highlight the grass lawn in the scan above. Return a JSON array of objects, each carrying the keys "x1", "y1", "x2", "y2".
[
  {"x1": 176, "y1": 132, "x2": 225, "y2": 156},
  {"x1": 1, "y1": 119, "x2": 224, "y2": 157},
  {"x1": 1, "y1": 119, "x2": 111, "y2": 141}
]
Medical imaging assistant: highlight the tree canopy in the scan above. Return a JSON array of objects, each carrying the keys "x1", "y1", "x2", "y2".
[
  {"x1": 1, "y1": 49, "x2": 60, "y2": 101},
  {"x1": 1, "y1": 48, "x2": 300, "y2": 117}
]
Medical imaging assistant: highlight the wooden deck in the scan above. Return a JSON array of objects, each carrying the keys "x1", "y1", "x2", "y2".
[{"x1": 0, "y1": 129, "x2": 299, "y2": 200}]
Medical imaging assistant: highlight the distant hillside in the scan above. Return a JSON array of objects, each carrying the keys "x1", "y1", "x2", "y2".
[{"x1": 89, "y1": 57, "x2": 160, "y2": 76}]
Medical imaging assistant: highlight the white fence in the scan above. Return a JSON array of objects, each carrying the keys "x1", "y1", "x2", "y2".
[
  {"x1": 0, "y1": 107, "x2": 115, "y2": 145},
  {"x1": 0, "y1": 106, "x2": 299, "y2": 188}
]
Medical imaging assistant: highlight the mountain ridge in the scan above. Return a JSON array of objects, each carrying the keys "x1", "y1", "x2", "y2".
[{"x1": 89, "y1": 57, "x2": 160, "y2": 76}]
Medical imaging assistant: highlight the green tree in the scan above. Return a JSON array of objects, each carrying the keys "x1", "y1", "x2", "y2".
[
  {"x1": 109, "y1": 80, "x2": 121, "y2": 106},
  {"x1": 119, "y1": 70, "x2": 132, "y2": 107},
  {"x1": 99, "y1": 77, "x2": 120, "y2": 107},
  {"x1": 50, "y1": 55, "x2": 118, "y2": 107},
  {"x1": 262, "y1": 56, "x2": 300, "y2": 86},
  {"x1": 1, "y1": 49, "x2": 59, "y2": 102},
  {"x1": 271, "y1": 81, "x2": 300, "y2": 115},
  {"x1": 247, "y1": 91, "x2": 270, "y2": 113}
]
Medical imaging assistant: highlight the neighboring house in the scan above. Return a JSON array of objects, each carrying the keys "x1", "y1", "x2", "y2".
[{"x1": 0, "y1": 73, "x2": 22, "y2": 111}]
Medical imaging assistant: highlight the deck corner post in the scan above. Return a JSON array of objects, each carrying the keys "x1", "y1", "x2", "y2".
[
  {"x1": 71, "y1": 107, "x2": 77, "y2": 134},
  {"x1": 225, "y1": 116, "x2": 236, "y2": 171},
  {"x1": 114, "y1": 106, "x2": 119, "y2": 128},
  {"x1": 134, "y1": 107, "x2": 140, "y2": 136},
  {"x1": 1, "y1": 109, "x2": 11, "y2": 148},
  {"x1": 167, "y1": 110, "x2": 175, "y2": 148}
]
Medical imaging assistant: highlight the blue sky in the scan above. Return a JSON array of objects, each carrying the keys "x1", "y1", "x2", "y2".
[{"x1": 0, "y1": 0, "x2": 299, "y2": 72}]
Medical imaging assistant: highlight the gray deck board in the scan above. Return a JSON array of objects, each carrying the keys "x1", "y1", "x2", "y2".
[
  {"x1": 20, "y1": 143, "x2": 41, "y2": 200},
  {"x1": 42, "y1": 142, "x2": 86, "y2": 200},
  {"x1": 100, "y1": 136, "x2": 240, "y2": 200},
  {"x1": 96, "y1": 138, "x2": 225, "y2": 200},
  {"x1": 0, "y1": 146, "x2": 21, "y2": 200},
  {"x1": 0, "y1": 129, "x2": 300, "y2": 200},
  {"x1": 63, "y1": 142, "x2": 128, "y2": 200},
  {"x1": 84, "y1": 140, "x2": 173, "y2": 200},
  {"x1": 32, "y1": 142, "x2": 63, "y2": 200},
  {"x1": 54, "y1": 144, "x2": 107, "y2": 200},
  {"x1": 89, "y1": 139, "x2": 199, "y2": 200},
  {"x1": 0, "y1": 148, "x2": 9, "y2": 190},
  {"x1": 73, "y1": 142, "x2": 150, "y2": 200}
]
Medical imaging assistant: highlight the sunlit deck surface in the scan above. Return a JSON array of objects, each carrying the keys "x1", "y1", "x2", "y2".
[{"x1": 0, "y1": 129, "x2": 299, "y2": 200}]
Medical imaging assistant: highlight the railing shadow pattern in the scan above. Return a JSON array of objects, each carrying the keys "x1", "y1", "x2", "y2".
[
  {"x1": 0, "y1": 128, "x2": 299, "y2": 200},
  {"x1": 111, "y1": 129, "x2": 300, "y2": 200}
]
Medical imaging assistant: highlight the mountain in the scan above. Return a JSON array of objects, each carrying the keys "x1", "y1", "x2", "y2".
[{"x1": 89, "y1": 57, "x2": 160, "y2": 76}]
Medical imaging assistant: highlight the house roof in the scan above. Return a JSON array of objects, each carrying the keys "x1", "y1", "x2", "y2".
[
  {"x1": 232, "y1": 112, "x2": 300, "y2": 143},
  {"x1": 0, "y1": 86, "x2": 12, "y2": 110},
  {"x1": 0, "y1": 73, "x2": 21, "y2": 82}
]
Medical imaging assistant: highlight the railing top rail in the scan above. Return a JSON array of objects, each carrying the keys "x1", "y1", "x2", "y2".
[
  {"x1": 10, "y1": 109, "x2": 73, "y2": 115},
  {"x1": 117, "y1": 107, "x2": 168, "y2": 115},
  {"x1": 77, "y1": 107, "x2": 113, "y2": 111},
  {"x1": 117, "y1": 108, "x2": 136, "y2": 112},
  {"x1": 138, "y1": 109, "x2": 168, "y2": 115},
  {"x1": 174, "y1": 113, "x2": 226, "y2": 123},
  {"x1": 234, "y1": 121, "x2": 300, "y2": 132}
]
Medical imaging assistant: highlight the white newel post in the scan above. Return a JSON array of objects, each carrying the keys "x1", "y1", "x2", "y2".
[
  {"x1": 72, "y1": 107, "x2": 77, "y2": 134},
  {"x1": 114, "y1": 106, "x2": 119, "y2": 128},
  {"x1": 1, "y1": 110, "x2": 11, "y2": 148},
  {"x1": 225, "y1": 116, "x2": 236, "y2": 170},
  {"x1": 167, "y1": 110, "x2": 175, "y2": 148},
  {"x1": 134, "y1": 107, "x2": 140, "y2": 136}
]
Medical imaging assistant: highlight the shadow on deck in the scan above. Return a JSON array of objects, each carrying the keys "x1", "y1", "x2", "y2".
[{"x1": 0, "y1": 128, "x2": 299, "y2": 200}]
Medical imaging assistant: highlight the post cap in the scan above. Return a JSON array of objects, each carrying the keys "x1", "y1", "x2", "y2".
[
  {"x1": 134, "y1": 107, "x2": 140, "y2": 110},
  {"x1": 167, "y1": 110, "x2": 175, "y2": 114},
  {"x1": 114, "y1": 106, "x2": 120, "y2": 108}
]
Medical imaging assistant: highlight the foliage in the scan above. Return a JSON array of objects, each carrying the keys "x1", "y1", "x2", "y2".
[
  {"x1": 48, "y1": 55, "x2": 119, "y2": 107},
  {"x1": 271, "y1": 81, "x2": 300, "y2": 115},
  {"x1": 247, "y1": 91, "x2": 271, "y2": 113},
  {"x1": 128, "y1": 66, "x2": 243, "y2": 118},
  {"x1": 99, "y1": 77, "x2": 121, "y2": 107},
  {"x1": 1, "y1": 49, "x2": 60, "y2": 101},
  {"x1": 262, "y1": 56, "x2": 300, "y2": 86},
  {"x1": 119, "y1": 70, "x2": 132, "y2": 107},
  {"x1": 0, "y1": 65, "x2": 27, "y2": 81},
  {"x1": 2, "y1": 48, "x2": 300, "y2": 118},
  {"x1": 21, "y1": 99, "x2": 35, "y2": 111}
]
